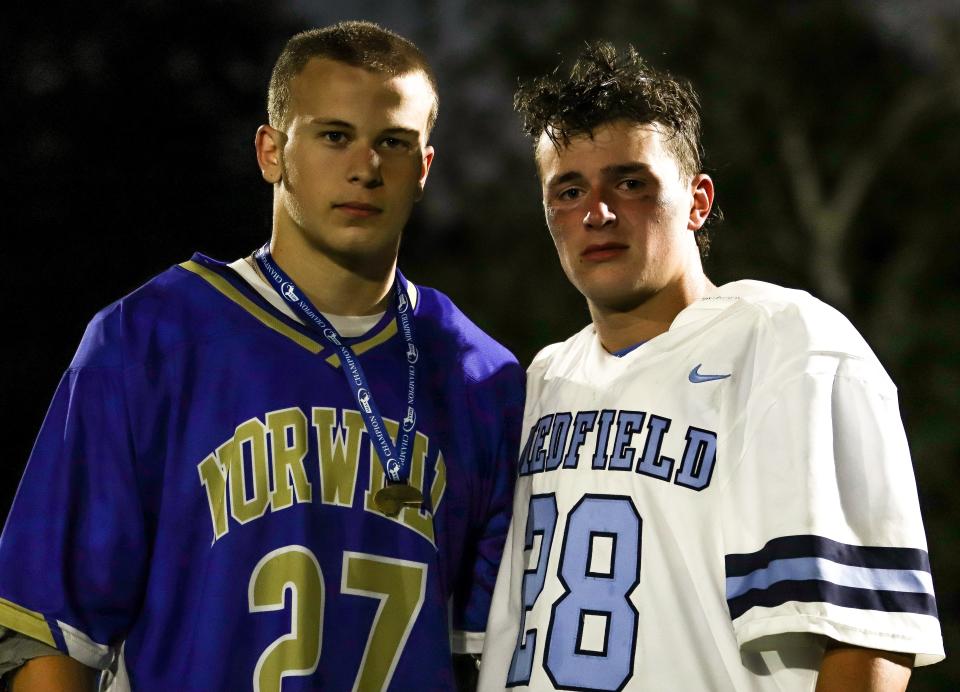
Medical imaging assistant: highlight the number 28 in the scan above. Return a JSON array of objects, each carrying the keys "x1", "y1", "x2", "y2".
[{"x1": 508, "y1": 494, "x2": 642, "y2": 691}]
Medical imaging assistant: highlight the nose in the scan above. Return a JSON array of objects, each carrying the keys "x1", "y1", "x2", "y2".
[
  {"x1": 347, "y1": 146, "x2": 383, "y2": 188},
  {"x1": 582, "y1": 193, "x2": 616, "y2": 229}
]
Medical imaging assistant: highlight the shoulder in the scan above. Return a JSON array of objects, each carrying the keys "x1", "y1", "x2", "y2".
[
  {"x1": 527, "y1": 323, "x2": 594, "y2": 379},
  {"x1": 412, "y1": 283, "x2": 523, "y2": 388},
  {"x1": 703, "y1": 280, "x2": 894, "y2": 390},
  {"x1": 709, "y1": 280, "x2": 874, "y2": 357},
  {"x1": 412, "y1": 284, "x2": 525, "y2": 422},
  {"x1": 72, "y1": 254, "x2": 236, "y2": 370}
]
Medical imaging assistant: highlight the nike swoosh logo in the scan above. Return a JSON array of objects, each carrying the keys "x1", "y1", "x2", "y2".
[{"x1": 689, "y1": 364, "x2": 731, "y2": 383}]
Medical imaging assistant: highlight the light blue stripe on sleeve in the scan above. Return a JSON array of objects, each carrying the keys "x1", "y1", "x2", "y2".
[{"x1": 726, "y1": 557, "x2": 934, "y2": 600}]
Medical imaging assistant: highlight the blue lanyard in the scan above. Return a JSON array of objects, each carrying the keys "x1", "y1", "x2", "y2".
[{"x1": 253, "y1": 244, "x2": 418, "y2": 486}]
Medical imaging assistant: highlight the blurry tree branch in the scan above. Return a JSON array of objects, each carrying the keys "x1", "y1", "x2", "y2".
[
  {"x1": 773, "y1": 16, "x2": 960, "y2": 321},
  {"x1": 777, "y1": 80, "x2": 939, "y2": 312}
]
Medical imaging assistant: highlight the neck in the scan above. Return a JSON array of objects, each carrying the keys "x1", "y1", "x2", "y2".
[
  {"x1": 590, "y1": 271, "x2": 714, "y2": 353},
  {"x1": 266, "y1": 231, "x2": 397, "y2": 317}
]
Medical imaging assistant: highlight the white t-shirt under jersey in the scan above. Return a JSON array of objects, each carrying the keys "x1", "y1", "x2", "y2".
[{"x1": 229, "y1": 257, "x2": 418, "y2": 337}]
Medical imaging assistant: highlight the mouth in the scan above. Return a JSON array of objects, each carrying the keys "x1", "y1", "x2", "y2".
[
  {"x1": 581, "y1": 242, "x2": 629, "y2": 262},
  {"x1": 332, "y1": 202, "x2": 383, "y2": 218}
]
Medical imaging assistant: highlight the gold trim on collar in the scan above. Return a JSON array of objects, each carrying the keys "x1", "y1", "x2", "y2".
[
  {"x1": 180, "y1": 260, "x2": 322, "y2": 354},
  {"x1": 181, "y1": 260, "x2": 399, "y2": 367},
  {"x1": 325, "y1": 319, "x2": 398, "y2": 367}
]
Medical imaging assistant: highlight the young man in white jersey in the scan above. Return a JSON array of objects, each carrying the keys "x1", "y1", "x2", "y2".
[{"x1": 478, "y1": 42, "x2": 943, "y2": 691}]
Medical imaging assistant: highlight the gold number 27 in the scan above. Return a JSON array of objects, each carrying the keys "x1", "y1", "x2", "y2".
[{"x1": 248, "y1": 545, "x2": 427, "y2": 692}]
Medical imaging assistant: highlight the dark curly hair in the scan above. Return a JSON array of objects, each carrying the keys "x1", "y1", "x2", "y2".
[
  {"x1": 515, "y1": 42, "x2": 703, "y2": 177},
  {"x1": 515, "y1": 42, "x2": 717, "y2": 255}
]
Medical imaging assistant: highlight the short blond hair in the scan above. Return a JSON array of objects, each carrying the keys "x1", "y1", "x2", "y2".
[{"x1": 268, "y1": 21, "x2": 439, "y2": 133}]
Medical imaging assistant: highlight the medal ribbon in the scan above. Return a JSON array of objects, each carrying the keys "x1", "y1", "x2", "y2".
[{"x1": 254, "y1": 244, "x2": 418, "y2": 485}]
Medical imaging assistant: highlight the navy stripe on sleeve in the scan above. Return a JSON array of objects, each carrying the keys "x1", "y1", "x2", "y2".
[
  {"x1": 724, "y1": 534, "x2": 938, "y2": 621},
  {"x1": 727, "y1": 580, "x2": 938, "y2": 620},
  {"x1": 725, "y1": 534, "x2": 930, "y2": 576}
]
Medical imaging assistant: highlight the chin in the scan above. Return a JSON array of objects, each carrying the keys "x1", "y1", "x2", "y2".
[
  {"x1": 592, "y1": 293, "x2": 656, "y2": 313},
  {"x1": 577, "y1": 276, "x2": 658, "y2": 313},
  {"x1": 334, "y1": 240, "x2": 401, "y2": 271}
]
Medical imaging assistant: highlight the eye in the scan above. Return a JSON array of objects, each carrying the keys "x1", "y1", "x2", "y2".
[
  {"x1": 618, "y1": 178, "x2": 645, "y2": 191},
  {"x1": 379, "y1": 137, "x2": 412, "y2": 151},
  {"x1": 557, "y1": 187, "x2": 583, "y2": 201},
  {"x1": 320, "y1": 131, "x2": 348, "y2": 144}
]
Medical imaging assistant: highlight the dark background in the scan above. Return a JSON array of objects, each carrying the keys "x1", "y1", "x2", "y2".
[{"x1": 3, "y1": 1, "x2": 957, "y2": 687}]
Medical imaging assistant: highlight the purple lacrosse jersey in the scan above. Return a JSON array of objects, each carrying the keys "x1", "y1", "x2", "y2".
[{"x1": 0, "y1": 253, "x2": 524, "y2": 691}]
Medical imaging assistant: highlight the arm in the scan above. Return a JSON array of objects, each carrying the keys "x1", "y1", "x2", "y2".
[
  {"x1": 9, "y1": 656, "x2": 98, "y2": 692},
  {"x1": 453, "y1": 362, "x2": 525, "y2": 654},
  {"x1": 0, "y1": 356, "x2": 147, "y2": 684},
  {"x1": 816, "y1": 643, "x2": 913, "y2": 692},
  {"x1": 724, "y1": 353, "x2": 943, "y2": 677}
]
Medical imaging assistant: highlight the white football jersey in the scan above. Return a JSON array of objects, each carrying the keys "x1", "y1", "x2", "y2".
[{"x1": 479, "y1": 280, "x2": 944, "y2": 692}]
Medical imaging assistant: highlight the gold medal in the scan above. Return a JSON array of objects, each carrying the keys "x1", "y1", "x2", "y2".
[{"x1": 374, "y1": 484, "x2": 423, "y2": 516}]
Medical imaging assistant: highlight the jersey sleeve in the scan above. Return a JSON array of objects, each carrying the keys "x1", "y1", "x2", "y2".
[
  {"x1": 0, "y1": 323, "x2": 149, "y2": 670},
  {"x1": 720, "y1": 351, "x2": 944, "y2": 664},
  {"x1": 0, "y1": 627, "x2": 65, "y2": 677},
  {"x1": 451, "y1": 363, "x2": 525, "y2": 654}
]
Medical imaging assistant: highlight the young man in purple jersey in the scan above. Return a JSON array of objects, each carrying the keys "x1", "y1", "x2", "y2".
[
  {"x1": 478, "y1": 43, "x2": 942, "y2": 691},
  {"x1": 0, "y1": 22, "x2": 523, "y2": 691}
]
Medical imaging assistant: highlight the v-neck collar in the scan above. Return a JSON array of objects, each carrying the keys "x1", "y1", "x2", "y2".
[{"x1": 179, "y1": 253, "x2": 409, "y2": 367}]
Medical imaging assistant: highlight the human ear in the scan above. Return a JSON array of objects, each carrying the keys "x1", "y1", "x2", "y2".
[
  {"x1": 255, "y1": 125, "x2": 284, "y2": 185},
  {"x1": 688, "y1": 173, "x2": 714, "y2": 231},
  {"x1": 415, "y1": 145, "x2": 435, "y2": 200}
]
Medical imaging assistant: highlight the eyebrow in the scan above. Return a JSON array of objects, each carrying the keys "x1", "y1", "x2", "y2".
[
  {"x1": 309, "y1": 118, "x2": 354, "y2": 129},
  {"x1": 308, "y1": 119, "x2": 420, "y2": 138},
  {"x1": 604, "y1": 163, "x2": 652, "y2": 177},
  {"x1": 546, "y1": 162, "x2": 653, "y2": 190},
  {"x1": 380, "y1": 127, "x2": 421, "y2": 139},
  {"x1": 546, "y1": 171, "x2": 583, "y2": 189}
]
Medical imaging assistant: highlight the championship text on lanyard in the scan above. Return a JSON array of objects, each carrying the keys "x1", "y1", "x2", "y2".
[{"x1": 253, "y1": 243, "x2": 421, "y2": 515}]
